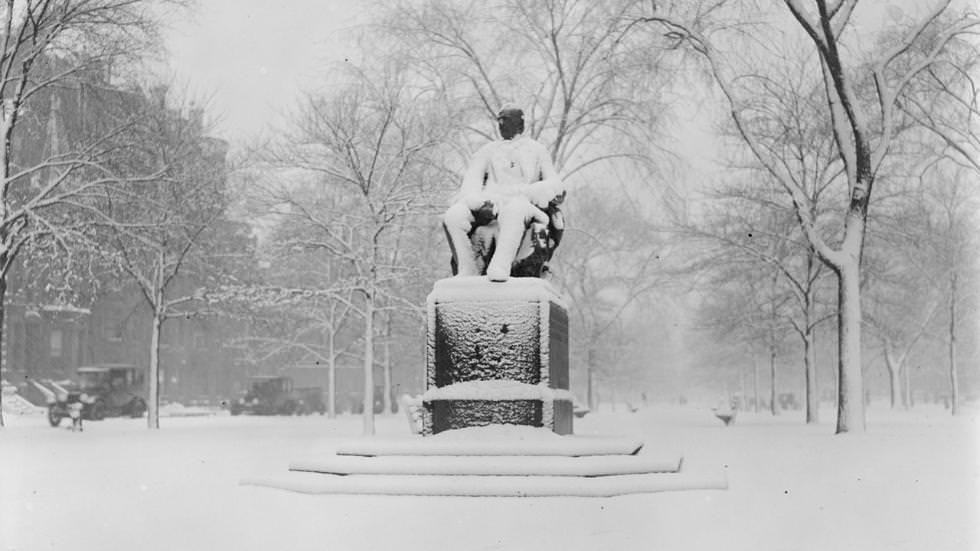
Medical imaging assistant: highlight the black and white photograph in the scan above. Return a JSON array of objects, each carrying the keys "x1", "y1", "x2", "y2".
[{"x1": 1, "y1": 1, "x2": 977, "y2": 549}]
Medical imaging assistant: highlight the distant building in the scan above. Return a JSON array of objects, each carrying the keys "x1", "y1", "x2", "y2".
[{"x1": 1, "y1": 65, "x2": 246, "y2": 405}]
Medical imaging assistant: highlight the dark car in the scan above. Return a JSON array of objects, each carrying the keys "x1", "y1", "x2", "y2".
[
  {"x1": 41, "y1": 364, "x2": 147, "y2": 427},
  {"x1": 229, "y1": 376, "x2": 325, "y2": 416}
]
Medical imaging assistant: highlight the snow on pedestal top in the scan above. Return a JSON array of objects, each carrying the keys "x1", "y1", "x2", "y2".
[
  {"x1": 428, "y1": 276, "x2": 567, "y2": 308},
  {"x1": 421, "y1": 380, "x2": 574, "y2": 402}
]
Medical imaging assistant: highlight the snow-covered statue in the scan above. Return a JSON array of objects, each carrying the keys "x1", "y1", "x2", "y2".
[{"x1": 443, "y1": 107, "x2": 565, "y2": 282}]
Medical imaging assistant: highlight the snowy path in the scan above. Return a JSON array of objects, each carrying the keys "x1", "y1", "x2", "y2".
[{"x1": 1, "y1": 404, "x2": 977, "y2": 551}]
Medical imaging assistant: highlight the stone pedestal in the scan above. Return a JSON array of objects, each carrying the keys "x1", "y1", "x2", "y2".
[{"x1": 422, "y1": 277, "x2": 572, "y2": 435}]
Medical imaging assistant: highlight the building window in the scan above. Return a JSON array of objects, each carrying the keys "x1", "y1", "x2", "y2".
[
  {"x1": 50, "y1": 329, "x2": 63, "y2": 358},
  {"x1": 105, "y1": 317, "x2": 123, "y2": 342}
]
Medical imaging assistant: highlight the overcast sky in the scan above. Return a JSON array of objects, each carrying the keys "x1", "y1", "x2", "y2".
[{"x1": 162, "y1": 0, "x2": 364, "y2": 143}]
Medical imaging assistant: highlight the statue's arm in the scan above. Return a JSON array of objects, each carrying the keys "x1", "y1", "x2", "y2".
[
  {"x1": 524, "y1": 145, "x2": 565, "y2": 208},
  {"x1": 452, "y1": 146, "x2": 491, "y2": 209},
  {"x1": 539, "y1": 147, "x2": 561, "y2": 183}
]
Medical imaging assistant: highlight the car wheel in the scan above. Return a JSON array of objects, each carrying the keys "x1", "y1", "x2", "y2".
[
  {"x1": 129, "y1": 398, "x2": 147, "y2": 418},
  {"x1": 89, "y1": 401, "x2": 106, "y2": 421},
  {"x1": 48, "y1": 406, "x2": 63, "y2": 427}
]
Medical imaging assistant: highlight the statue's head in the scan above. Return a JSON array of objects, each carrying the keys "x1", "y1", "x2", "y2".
[{"x1": 497, "y1": 107, "x2": 524, "y2": 140}]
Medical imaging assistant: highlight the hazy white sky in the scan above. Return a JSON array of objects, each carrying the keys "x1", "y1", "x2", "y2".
[{"x1": 162, "y1": 0, "x2": 364, "y2": 143}]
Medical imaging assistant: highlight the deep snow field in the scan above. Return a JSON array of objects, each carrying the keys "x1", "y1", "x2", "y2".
[{"x1": 1, "y1": 402, "x2": 977, "y2": 551}]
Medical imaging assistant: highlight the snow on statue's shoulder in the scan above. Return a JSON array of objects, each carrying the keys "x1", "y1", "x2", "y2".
[{"x1": 428, "y1": 276, "x2": 567, "y2": 307}]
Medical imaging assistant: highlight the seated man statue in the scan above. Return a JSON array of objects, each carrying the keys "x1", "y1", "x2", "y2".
[{"x1": 443, "y1": 107, "x2": 565, "y2": 282}]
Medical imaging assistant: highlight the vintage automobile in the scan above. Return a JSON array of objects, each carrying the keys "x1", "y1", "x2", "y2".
[
  {"x1": 39, "y1": 364, "x2": 148, "y2": 427},
  {"x1": 229, "y1": 375, "x2": 325, "y2": 416}
]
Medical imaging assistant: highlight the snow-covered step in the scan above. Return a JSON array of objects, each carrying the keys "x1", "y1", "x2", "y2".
[
  {"x1": 243, "y1": 470, "x2": 727, "y2": 497},
  {"x1": 334, "y1": 426, "x2": 644, "y2": 457},
  {"x1": 289, "y1": 453, "x2": 682, "y2": 477}
]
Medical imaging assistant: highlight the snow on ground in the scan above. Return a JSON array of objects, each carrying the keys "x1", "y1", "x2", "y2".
[{"x1": 1, "y1": 403, "x2": 977, "y2": 551}]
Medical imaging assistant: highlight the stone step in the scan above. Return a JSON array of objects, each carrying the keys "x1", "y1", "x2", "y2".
[
  {"x1": 334, "y1": 426, "x2": 644, "y2": 457},
  {"x1": 290, "y1": 453, "x2": 682, "y2": 477},
  {"x1": 242, "y1": 470, "x2": 728, "y2": 497}
]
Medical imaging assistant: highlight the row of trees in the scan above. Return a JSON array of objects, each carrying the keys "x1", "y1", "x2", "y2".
[{"x1": 656, "y1": 0, "x2": 978, "y2": 430}]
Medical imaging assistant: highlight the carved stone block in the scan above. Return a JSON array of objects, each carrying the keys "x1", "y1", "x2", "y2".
[{"x1": 422, "y1": 277, "x2": 571, "y2": 435}]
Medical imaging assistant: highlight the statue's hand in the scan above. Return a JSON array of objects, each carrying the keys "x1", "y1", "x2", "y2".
[
  {"x1": 526, "y1": 183, "x2": 560, "y2": 209},
  {"x1": 462, "y1": 193, "x2": 486, "y2": 210}
]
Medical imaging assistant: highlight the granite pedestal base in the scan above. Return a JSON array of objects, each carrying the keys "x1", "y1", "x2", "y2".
[{"x1": 421, "y1": 277, "x2": 572, "y2": 435}]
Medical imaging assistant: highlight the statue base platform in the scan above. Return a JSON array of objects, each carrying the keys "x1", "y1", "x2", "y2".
[
  {"x1": 239, "y1": 279, "x2": 730, "y2": 497},
  {"x1": 241, "y1": 425, "x2": 728, "y2": 497},
  {"x1": 422, "y1": 277, "x2": 571, "y2": 435}
]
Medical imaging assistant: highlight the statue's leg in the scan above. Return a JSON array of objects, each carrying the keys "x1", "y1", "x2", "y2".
[
  {"x1": 486, "y1": 198, "x2": 549, "y2": 282},
  {"x1": 443, "y1": 203, "x2": 478, "y2": 276}
]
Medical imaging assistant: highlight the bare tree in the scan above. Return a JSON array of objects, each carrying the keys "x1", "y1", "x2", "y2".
[
  {"x1": 554, "y1": 185, "x2": 667, "y2": 410},
  {"x1": 232, "y1": 217, "x2": 364, "y2": 418},
  {"x1": 682, "y1": 180, "x2": 835, "y2": 421},
  {"x1": 673, "y1": 47, "x2": 842, "y2": 422},
  {"x1": 637, "y1": 0, "x2": 979, "y2": 433},
  {"x1": 692, "y1": 240, "x2": 799, "y2": 415},
  {"x1": 917, "y1": 164, "x2": 977, "y2": 414},
  {"x1": 865, "y1": 202, "x2": 943, "y2": 409},
  {"x1": 382, "y1": 0, "x2": 669, "y2": 181},
  {"x1": 202, "y1": 275, "x2": 361, "y2": 419},
  {"x1": 896, "y1": 24, "x2": 980, "y2": 175},
  {"x1": 99, "y1": 86, "x2": 228, "y2": 429},
  {"x1": 256, "y1": 63, "x2": 450, "y2": 435}
]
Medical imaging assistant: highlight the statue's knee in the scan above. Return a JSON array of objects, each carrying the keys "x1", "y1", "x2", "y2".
[
  {"x1": 497, "y1": 199, "x2": 530, "y2": 223},
  {"x1": 444, "y1": 203, "x2": 473, "y2": 230}
]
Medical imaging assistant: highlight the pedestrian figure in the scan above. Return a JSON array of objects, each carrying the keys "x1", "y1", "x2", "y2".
[{"x1": 68, "y1": 401, "x2": 84, "y2": 432}]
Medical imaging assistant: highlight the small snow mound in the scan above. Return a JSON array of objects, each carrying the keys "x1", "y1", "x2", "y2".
[
  {"x1": 1, "y1": 393, "x2": 46, "y2": 416},
  {"x1": 159, "y1": 402, "x2": 218, "y2": 417},
  {"x1": 1, "y1": 381, "x2": 46, "y2": 415}
]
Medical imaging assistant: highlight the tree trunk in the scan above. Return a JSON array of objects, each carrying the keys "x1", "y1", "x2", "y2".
[
  {"x1": 948, "y1": 272, "x2": 959, "y2": 416},
  {"x1": 587, "y1": 347, "x2": 596, "y2": 411},
  {"x1": 147, "y1": 312, "x2": 162, "y2": 429},
  {"x1": 903, "y1": 364, "x2": 912, "y2": 409},
  {"x1": 836, "y1": 262, "x2": 865, "y2": 433},
  {"x1": 362, "y1": 292, "x2": 375, "y2": 435},
  {"x1": 327, "y1": 332, "x2": 336, "y2": 419},
  {"x1": 382, "y1": 318, "x2": 392, "y2": 416},
  {"x1": 804, "y1": 326, "x2": 819, "y2": 423},
  {"x1": 753, "y1": 357, "x2": 759, "y2": 413},
  {"x1": 882, "y1": 345, "x2": 902, "y2": 410},
  {"x1": 769, "y1": 343, "x2": 778, "y2": 416},
  {"x1": 740, "y1": 366, "x2": 747, "y2": 409},
  {"x1": 0, "y1": 274, "x2": 6, "y2": 428}
]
